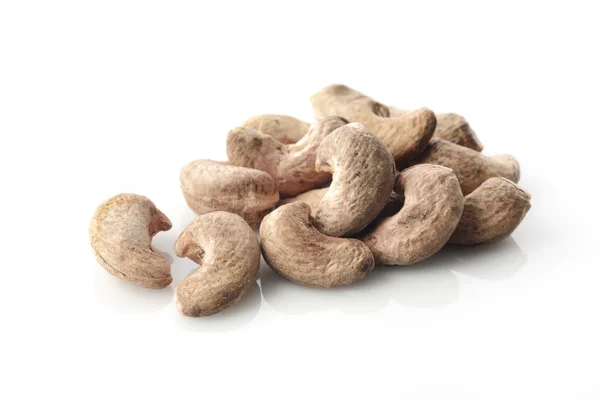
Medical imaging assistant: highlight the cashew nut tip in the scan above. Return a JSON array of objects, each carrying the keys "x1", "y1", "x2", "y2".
[
  {"x1": 260, "y1": 202, "x2": 374, "y2": 288},
  {"x1": 241, "y1": 114, "x2": 310, "y2": 144},
  {"x1": 89, "y1": 193, "x2": 173, "y2": 289},
  {"x1": 174, "y1": 212, "x2": 260, "y2": 317}
]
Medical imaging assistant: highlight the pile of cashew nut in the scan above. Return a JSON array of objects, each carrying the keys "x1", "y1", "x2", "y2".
[{"x1": 90, "y1": 84, "x2": 531, "y2": 317}]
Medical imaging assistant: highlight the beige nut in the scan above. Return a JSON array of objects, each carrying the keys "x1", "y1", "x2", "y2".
[
  {"x1": 227, "y1": 116, "x2": 347, "y2": 197},
  {"x1": 180, "y1": 159, "x2": 279, "y2": 228},
  {"x1": 260, "y1": 202, "x2": 374, "y2": 288},
  {"x1": 174, "y1": 212, "x2": 260, "y2": 317},
  {"x1": 310, "y1": 84, "x2": 436, "y2": 163},
  {"x1": 278, "y1": 187, "x2": 329, "y2": 217},
  {"x1": 89, "y1": 193, "x2": 172, "y2": 288},
  {"x1": 360, "y1": 165, "x2": 464, "y2": 265},
  {"x1": 314, "y1": 123, "x2": 396, "y2": 237},
  {"x1": 241, "y1": 114, "x2": 310, "y2": 144},
  {"x1": 411, "y1": 138, "x2": 520, "y2": 195},
  {"x1": 449, "y1": 177, "x2": 531, "y2": 245}
]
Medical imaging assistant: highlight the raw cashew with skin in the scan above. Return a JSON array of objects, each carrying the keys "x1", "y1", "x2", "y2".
[
  {"x1": 278, "y1": 187, "x2": 328, "y2": 216},
  {"x1": 174, "y1": 212, "x2": 260, "y2": 317},
  {"x1": 241, "y1": 114, "x2": 309, "y2": 144},
  {"x1": 89, "y1": 193, "x2": 172, "y2": 288}
]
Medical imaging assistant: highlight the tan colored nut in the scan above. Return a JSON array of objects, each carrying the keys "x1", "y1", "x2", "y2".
[
  {"x1": 227, "y1": 116, "x2": 347, "y2": 197},
  {"x1": 310, "y1": 84, "x2": 436, "y2": 163},
  {"x1": 360, "y1": 165, "x2": 464, "y2": 265},
  {"x1": 260, "y1": 202, "x2": 374, "y2": 288},
  {"x1": 449, "y1": 177, "x2": 531, "y2": 245},
  {"x1": 314, "y1": 123, "x2": 396, "y2": 237},
  {"x1": 411, "y1": 138, "x2": 520, "y2": 195},
  {"x1": 174, "y1": 212, "x2": 260, "y2": 317},
  {"x1": 89, "y1": 193, "x2": 172, "y2": 288},
  {"x1": 180, "y1": 159, "x2": 279, "y2": 228},
  {"x1": 241, "y1": 114, "x2": 310, "y2": 144},
  {"x1": 278, "y1": 187, "x2": 328, "y2": 217}
]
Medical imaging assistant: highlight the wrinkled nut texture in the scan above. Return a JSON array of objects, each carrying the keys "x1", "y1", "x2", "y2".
[
  {"x1": 360, "y1": 165, "x2": 464, "y2": 265},
  {"x1": 449, "y1": 177, "x2": 531, "y2": 245},
  {"x1": 278, "y1": 187, "x2": 328, "y2": 217},
  {"x1": 260, "y1": 202, "x2": 374, "y2": 288},
  {"x1": 227, "y1": 117, "x2": 347, "y2": 197},
  {"x1": 411, "y1": 138, "x2": 520, "y2": 195},
  {"x1": 180, "y1": 160, "x2": 278, "y2": 228},
  {"x1": 310, "y1": 84, "x2": 436, "y2": 162},
  {"x1": 241, "y1": 114, "x2": 310, "y2": 144},
  {"x1": 89, "y1": 193, "x2": 172, "y2": 288},
  {"x1": 314, "y1": 123, "x2": 396, "y2": 237},
  {"x1": 174, "y1": 212, "x2": 260, "y2": 317}
]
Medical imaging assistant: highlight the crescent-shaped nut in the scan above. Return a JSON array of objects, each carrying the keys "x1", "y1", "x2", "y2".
[
  {"x1": 310, "y1": 84, "x2": 436, "y2": 162},
  {"x1": 449, "y1": 177, "x2": 531, "y2": 245},
  {"x1": 174, "y1": 212, "x2": 260, "y2": 317},
  {"x1": 227, "y1": 116, "x2": 347, "y2": 197},
  {"x1": 241, "y1": 114, "x2": 310, "y2": 144},
  {"x1": 410, "y1": 138, "x2": 520, "y2": 195},
  {"x1": 360, "y1": 165, "x2": 464, "y2": 265},
  {"x1": 260, "y1": 202, "x2": 374, "y2": 288},
  {"x1": 180, "y1": 159, "x2": 279, "y2": 228},
  {"x1": 89, "y1": 193, "x2": 172, "y2": 288},
  {"x1": 314, "y1": 123, "x2": 396, "y2": 237}
]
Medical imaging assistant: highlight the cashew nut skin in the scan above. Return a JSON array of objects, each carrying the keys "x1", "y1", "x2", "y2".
[
  {"x1": 360, "y1": 165, "x2": 464, "y2": 265},
  {"x1": 180, "y1": 159, "x2": 279, "y2": 228},
  {"x1": 410, "y1": 138, "x2": 520, "y2": 195},
  {"x1": 310, "y1": 84, "x2": 436, "y2": 163},
  {"x1": 227, "y1": 116, "x2": 347, "y2": 197},
  {"x1": 278, "y1": 187, "x2": 329, "y2": 217},
  {"x1": 449, "y1": 177, "x2": 531, "y2": 245},
  {"x1": 174, "y1": 212, "x2": 260, "y2": 317},
  {"x1": 314, "y1": 122, "x2": 396, "y2": 237},
  {"x1": 241, "y1": 114, "x2": 310, "y2": 144},
  {"x1": 260, "y1": 202, "x2": 374, "y2": 288},
  {"x1": 89, "y1": 193, "x2": 172, "y2": 289}
]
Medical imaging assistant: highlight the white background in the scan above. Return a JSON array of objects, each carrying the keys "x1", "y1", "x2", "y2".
[{"x1": 1, "y1": 1, "x2": 599, "y2": 399}]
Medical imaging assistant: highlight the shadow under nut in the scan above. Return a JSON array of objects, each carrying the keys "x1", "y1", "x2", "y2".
[
  {"x1": 174, "y1": 212, "x2": 261, "y2": 317},
  {"x1": 180, "y1": 160, "x2": 279, "y2": 228},
  {"x1": 449, "y1": 177, "x2": 531, "y2": 245},
  {"x1": 314, "y1": 123, "x2": 396, "y2": 237},
  {"x1": 242, "y1": 114, "x2": 310, "y2": 144},
  {"x1": 411, "y1": 138, "x2": 520, "y2": 195},
  {"x1": 360, "y1": 165, "x2": 464, "y2": 265},
  {"x1": 260, "y1": 202, "x2": 374, "y2": 288},
  {"x1": 89, "y1": 193, "x2": 173, "y2": 289}
]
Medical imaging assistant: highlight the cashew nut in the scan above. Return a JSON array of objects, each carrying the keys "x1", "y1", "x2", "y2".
[
  {"x1": 180, "y1": 159, "x2": 279, "y2": 228},
  {"x1": 411, "y1": 138, "x2": 520, "y2": 194},
  {"x1": 314, "y1": 123, "x2": 396, "y2": 237},
  {"x1": 278, "y1": 187, "x2": 328, "y2": 217},
  {"x1": 174, "y1": 211, "x2": 260, "y2": 317},
  {"x1": 449, "y1": 177, "x2": 531, "y2": 245},
  {"x1": 227, "y1": 116, "x2": 347, "y2": 197},
  {"x1": 260, "y1": 202, "x2": 374, "y2": 288},
  {"x1": 241, "y1": 114, "x2": 309, "y2": 144},
  {"x1": 89, "y1": 193, "x2": 172, "y2": 288},
  {"x1": 310, "y1": 84, "x2": 436, "y2": 163}
]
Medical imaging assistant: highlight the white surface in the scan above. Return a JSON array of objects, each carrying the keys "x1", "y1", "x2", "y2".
[{"x1": 1, "y1": 1, "x2": 599, "y2": 399}]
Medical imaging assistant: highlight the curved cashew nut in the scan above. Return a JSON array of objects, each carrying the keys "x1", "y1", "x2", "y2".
[
  {"x1": 411, "y1": 138, "x2": 520, "y2": 194},
  {"x1": 310, "y1": 84, "x2": 436, "y2": 163},
  {"x1": 314, "y1": 123, "x2": 396, "y2": 237},
  {"x1": 260, "y1": 202, "x2": 374, "y2": 288},
  {"x1": 241, "y1": 114, "x2": 310, "y2": 144},
  {"x1": 174, "y1": 212, "x2": 260, "y2": 317},
  {"x1": 180, "y1": 159, "x2": 279, "y2": 228},
  {"x1": 449, "y1": 177, "x2": 531, "y2": 245},
  {"x1": 89, "y1": 193, "x2": 172, "y2": 288},
  {"x1": 360, "y1": 165, "x2": 464, "y2": 265}
]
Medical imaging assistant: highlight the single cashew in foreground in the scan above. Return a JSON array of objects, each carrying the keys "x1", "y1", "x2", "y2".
[
  {"x1": 241, "y1": 114, "x2": 310, "y2": 144},
  {"x1": 314, "y1": 123, "x2": 396, "y2": 237},
  {"x1": 360, "y1": 165, "x2": 464, "y2": 265},
  {"x1": 310, "y1": 84, "x2": 436, "y2": 163},
  {"x1": 449, "y1": 177, "x2": 531, "y2": 245},
  {"x1": 174, "y1": 212, "x2": 260, "y2": 317},
  {"x1": 260, "y1": 202, "x2": 374, "y2": 288},
  {"x1": 227, "y1": 116, "x2": 347, "y2": 197},
  {"x1": 411, "y1": 138, "x2": 520, "y2": 195},
  {"x1": 89, "y1": 193, "x2": 172, "y2": 288},
  {"x1": 180, "y1": 159, "x2": 279, "y2": 228}
]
